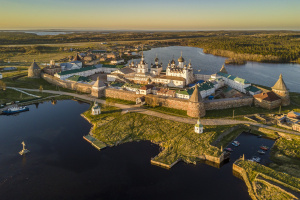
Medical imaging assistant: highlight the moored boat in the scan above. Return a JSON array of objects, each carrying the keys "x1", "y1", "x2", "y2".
[
  {"x1": 260, "y1": 145, "x2": 269, "y2": 151},
  {"x1": 2, "y1": 106, "x2": 29, "y2": 115},
  {"x1": 252, "y1": 156, "x2": 261, "y2": 163},
  {"x1": 225, "y1": 148, "x2": 233, "y2": 152},
  {"x1": 257, "y1": 150, "x2": 265, "y2": 155},
  {"x1": 232, "y1": 141, "x2": 240, "y2": 147}
]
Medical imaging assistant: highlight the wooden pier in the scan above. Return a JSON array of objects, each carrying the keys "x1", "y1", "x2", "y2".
[{"x1": 83, "y1": 135, "x2": 107, "y2": 151}]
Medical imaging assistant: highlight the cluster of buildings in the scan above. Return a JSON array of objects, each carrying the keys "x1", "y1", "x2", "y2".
[
  {"x1": 27, "y1": 51, "x2": 291, "y2": 117},
  {"x1": 276, "y1": 111, "x2": 300, "y2": 132},
  {"x1": 108, "y1": 53, "x2": 195, "y2": 88}
]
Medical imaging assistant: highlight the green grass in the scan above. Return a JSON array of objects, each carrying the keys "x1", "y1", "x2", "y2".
[
  {"x1": 254, "y1": 179, "x2": 295, "y2": 200},
  {"x1": 99, "y1": 97, "x2": 136, "y2": 105},
  {"x1": 0, "y1": 88, "x2": 53, "y2": 104},
  {"x1": 143, "y1": 105, "x2": 188, "y2": 117},
  {"x1": 83, "y1": 109, "x2": 232, "y2": 166},
  {"x1": 269, "y1": 135, "x2": 300, "y2": 178},
  {"x1": 236, "y1": 160, "x2": 300, "y2": 193},
  {"x1": 2, "y1": 76, "x2": 75, "y2": 93}
]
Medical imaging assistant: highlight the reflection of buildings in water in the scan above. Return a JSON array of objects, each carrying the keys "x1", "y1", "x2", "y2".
[
  {"x1": 34, "y1": 103, "x2": 39, "y2": 109},
  {"x1": 51, "y1": 99, "x2": 57, "y2": 105}
]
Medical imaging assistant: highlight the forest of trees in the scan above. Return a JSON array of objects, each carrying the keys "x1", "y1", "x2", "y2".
[
  {"x1": 0, "y1": 31, "x2": 300, "y2": 63},
  {"x1": 188, "y1": 32, "x2": 300, "y2": 63}
]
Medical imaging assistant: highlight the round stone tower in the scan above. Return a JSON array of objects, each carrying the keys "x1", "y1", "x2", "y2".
[
  {"x1": 28, "y1": 60, "x2": 41, "y2": 78},
  {"x1": 187, "y1": 85, "x2": 206, "y2": 118},
  {"x1": 271, "y1": 74, "x2": 290, "y2": 106}
]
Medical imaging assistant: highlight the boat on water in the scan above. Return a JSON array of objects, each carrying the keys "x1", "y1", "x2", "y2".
[
  {"x1": 2, "y1": 106, "x2": 29, "y2": 115},
  {"x1": 252, "y1": 156, "x2": 261, "y2": 163},
  {"x1": 260, "y1": 145, "x2": 269, "y2": 151},
  {"x1": 232, "y1": 141, "x2": 240, "y2": 147},
  {"x1": 258, "y1": 135, "x2": 262, "y2": 138},
  {"x1": 19, "y1": 141, "x2": 30, "y2": 155},
  {"x1": 257, "y1": 150, "x2": 266, "y2": 155},
  {"x1": 225, "y1": 148, "x2": 233, "y2": 152}
]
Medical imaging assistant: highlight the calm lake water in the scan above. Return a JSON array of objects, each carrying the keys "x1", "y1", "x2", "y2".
[
  {"x1": 128, "y1": 46, "x2": 300, "y2": 92},
  {"x1": 0, "y1": 100, "x2": 276, "y2": 200}
]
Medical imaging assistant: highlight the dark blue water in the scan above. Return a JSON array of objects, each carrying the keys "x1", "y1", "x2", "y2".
[
  {"x1": 0, "y1": 100, "x2": 277, "y2": 200},
  {"x1": 128, "y1": 46, "x2": 300, "y2": 92}
]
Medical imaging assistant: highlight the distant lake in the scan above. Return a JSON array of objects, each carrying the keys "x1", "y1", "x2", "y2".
[
  {"x1": 0, "y1": 100, "x2": 277, "y2": 200},
  {"x1": 24, "y1": 31, "x2": 70, "y2": 36},
  {"x1": 128, "y1": 46, "x2": 300, "y2": 92}
]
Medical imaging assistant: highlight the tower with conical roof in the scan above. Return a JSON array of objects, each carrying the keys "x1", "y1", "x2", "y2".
[
  {"x1": 91, "y1": 77, "x2": 106, "y2": 98},
  {"x1": 219, "y1": 64, "x2": 228, "y2": 74},
  {"x1": 28, "y1": 60, "x2": 41, "y2": 78},
  {"x1": 187, "y1": 85, "x2": 206, "y2": 117},
  {"x1": 194, "y1": 118, "x2": 203, "y2": 134},
  {"x1": 272, "y1": 74, "x2": 290, "y2": 106}
]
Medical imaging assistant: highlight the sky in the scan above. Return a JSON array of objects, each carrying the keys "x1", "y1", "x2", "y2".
[{"x1": 0, "y1": 0, "x2": 300, "y2": 30}]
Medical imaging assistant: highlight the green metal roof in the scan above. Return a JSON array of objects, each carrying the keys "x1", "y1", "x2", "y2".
[
  {"x1": 245, "y1": 85, "x2": 261, "y2": 93},
  {"x1": 58, "y1": 66, "x2": 96, "y2": 76},
  {"x1": 217, "y1": 72, "x2": 250, "y2": 84},
  {"x1": 67, "y1": 75, "x2": 92, "y2": 83},
  {"x1": 102, "y1": 64, "x2": 125, "y2": 69},
  {"x1": 176, "y1": 88, "x2": 194, "y2": 95},
  {"x1": 234, "y1": 77, "x2": 250, "y2": 84}
]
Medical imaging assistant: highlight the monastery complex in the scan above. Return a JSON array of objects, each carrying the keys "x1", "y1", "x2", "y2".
[{"x1": 28, "y1": 52, "x2": 290, "y2": 118}]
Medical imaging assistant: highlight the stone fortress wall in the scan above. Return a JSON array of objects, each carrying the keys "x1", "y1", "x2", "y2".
[
  {"x1": 42, "y1": 74, "x2": 254, "y2": 115},
  {"x1": 204, "y1": 97, "x2": 253, "y2": 110},
  {"x1": 42, "y1": 73, "x2": 92, "y2": 93}
]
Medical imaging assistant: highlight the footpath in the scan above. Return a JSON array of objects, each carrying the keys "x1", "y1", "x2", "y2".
[{"x1": 7, "y1": 87, "x2": 300, "y2": 136}]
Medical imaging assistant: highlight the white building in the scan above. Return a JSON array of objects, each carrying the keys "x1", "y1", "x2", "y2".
[
  {"x1": 122, "y1": 54, "x2": 195, "y2": 88},
  {"x1": 150, "y1": 56, "x2": 163, "y2": 76},
  {"x1": 55, "y1": 64, "x2": 125, "y2": 80},
  {"x1": 137, "y1": 85, "x2": 155, "y2": 95},
  {"x1": 195, "y1": 119, "x2": 203, "y2": 134},
  {"x1": 0, "y1": 73, "x2": 2, "y2": 79},
  {"x1": 92, "y1": 102, "x2": 101, "y2": 115},
  {"x1": 166, "y1": 54, "x2": 195, "y2": 85},
  {"x1": 213, "y1": 72, "x2": 251, "y2": 93},
  {"x1": 110, "y1": 59, "x2": 124, "y2": 65}
]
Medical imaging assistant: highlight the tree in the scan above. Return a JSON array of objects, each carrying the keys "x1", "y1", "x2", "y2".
[
  {"x1": 0, "y1": 80, "x2": 6, "y2": 91},
  {"x1": 39, "y1": 85, "x2": 43, "y2": 93},
  {"x1": 145, "y1": 97, "x2": 153, "y2": 106},
  {"x1": 151, "y1": 96, "x2": 158, "y2": 108}
]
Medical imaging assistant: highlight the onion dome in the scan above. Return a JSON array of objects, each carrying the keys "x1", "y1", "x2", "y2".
[
  {"x1": 155, "y1": 57, "x2": 159, "y2": 62},
  {"x1": 178, "y1": 56, "x2": 184, "y2": 62},
  {"x1": 171, "y1": 59, "x2": 176, "y2": 64}
]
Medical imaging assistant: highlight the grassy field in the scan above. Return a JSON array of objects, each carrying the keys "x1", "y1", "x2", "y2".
[
  {"x1": 0, "y1": 88, "x2": 54, "y2": 104},
  {"x1": 269, "y1": 133, "x2": 300, "y2": 179},
  {"x1": 2, "y1": 76, "x2": 74, "y2": 93},
  {"x1": 99, "y1": 97, "x2": 136, "y2": 105},
  {"x1": 83, "y1": 106, "x2": 233, "y2": 166},
  {"x1": 143, "y1": 105, "x2": 188, "y2": 117},
  {"x1": 236, "y1": 160, "x2": 300, "y2": 199}
]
